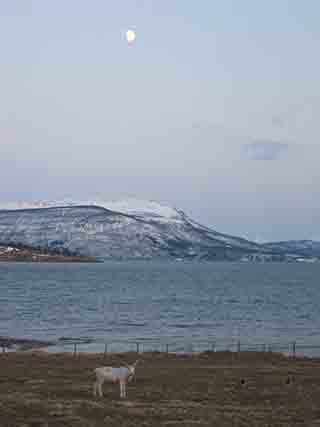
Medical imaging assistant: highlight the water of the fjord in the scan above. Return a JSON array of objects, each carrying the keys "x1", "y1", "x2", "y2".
[{"x1": 0, "y1": 261, "x2": 319, "y2": 355}]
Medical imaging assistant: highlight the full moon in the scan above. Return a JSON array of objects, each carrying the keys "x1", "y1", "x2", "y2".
[{"x1": 126, "y1": 29, "x2": 136, "y2": 44}]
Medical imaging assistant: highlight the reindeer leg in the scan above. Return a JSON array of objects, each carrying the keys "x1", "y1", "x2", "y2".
[
  {"x1": 120, "y1": 381, "x2": 125, "y2": 398},
  {"x1": 123, "y1": 382, "x2": 126, "y2": 398},
  {"x1": 98, "y1": 380, "x2": 103, "y2": 397}
]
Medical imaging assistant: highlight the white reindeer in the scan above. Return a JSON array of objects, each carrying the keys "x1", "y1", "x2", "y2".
[{"x1": 93, "y1": 360, "x2": 138, "y2": 398}]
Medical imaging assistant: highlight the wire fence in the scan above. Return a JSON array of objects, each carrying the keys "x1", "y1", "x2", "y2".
[{"x1": 2, "y1": 338, "x2": 320, "y2": 358}]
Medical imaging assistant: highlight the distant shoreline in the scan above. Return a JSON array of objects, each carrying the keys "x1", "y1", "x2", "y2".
[
  {"x1": 0, "y1": 245, "x2": 99, "y2": 263},
  {"x1": 0, "y1": 256, "x2": 99, "y2": 263}
]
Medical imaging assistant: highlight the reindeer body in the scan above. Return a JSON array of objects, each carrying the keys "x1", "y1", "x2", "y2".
[{"x1": 93, "y1": 362, "x2": 137, "y2": 398}]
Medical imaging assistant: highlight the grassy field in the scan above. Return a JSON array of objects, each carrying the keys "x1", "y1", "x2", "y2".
[{"x1": 1, "y1": 351, "x2": 320, "y2": 426}]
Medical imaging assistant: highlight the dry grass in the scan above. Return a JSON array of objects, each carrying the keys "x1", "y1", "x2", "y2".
[{"x1": 1, "y1": 351, "x2": 320, "y2": 426}]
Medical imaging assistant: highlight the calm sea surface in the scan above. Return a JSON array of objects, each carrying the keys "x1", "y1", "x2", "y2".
[{"x1": 0, "y1": 261, "x2": 319, "y2": 354}]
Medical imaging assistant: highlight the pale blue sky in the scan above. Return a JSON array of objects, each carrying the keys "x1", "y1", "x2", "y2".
[{"x1": 1, "y1": 1, "x2": 319, "y2": 241}]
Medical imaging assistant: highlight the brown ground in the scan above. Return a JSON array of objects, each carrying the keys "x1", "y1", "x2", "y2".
[{"x1": 1, "y1": 351, "x2": 320, "y2": 426}]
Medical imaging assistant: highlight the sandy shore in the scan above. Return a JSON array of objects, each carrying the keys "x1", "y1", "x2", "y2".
[
  {"x1": 0, "y1": 336, "x2": 54, "y2": 351},
  {"x1": 1, "y1": 351, "x2": 320, "y2": 426}
]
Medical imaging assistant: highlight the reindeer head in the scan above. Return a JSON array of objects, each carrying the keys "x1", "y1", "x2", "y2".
[{"x1": 125, "y1": 360, "x2": 139, "y2": 382}]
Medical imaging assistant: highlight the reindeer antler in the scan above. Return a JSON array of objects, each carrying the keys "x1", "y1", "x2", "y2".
[{"x1": 123, "y1": 361, "x2": 131, "y2": 369}]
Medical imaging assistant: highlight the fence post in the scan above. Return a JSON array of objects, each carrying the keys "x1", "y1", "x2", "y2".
[
  {"x1": 136, "y1": 342, "x2": 140, "y2": 354},
  {"x1": 166, "y1": 344, "x2": 169, "y2": 354},
  {"x1": 237, "y1": 340, "x2": 241, "y2": 353},
  {"x1": 211, "y1": 342, "x2": 215, "y2": 352},
  {"x1": 262, "y1": 344, "x2": 266, "y2": 352},
  {"x1": 189, "y1": 343, "x2": 193, "y2": 354},
  {"x1": 73, "y1": 343, "x2": 77, "y2": 356},
  {"x1": 104, "y1": 343, "x2": 108, "y2": 357},
  {"x1": 2, "y1": 346, "x2": 5, "y2": 353},
  {"x1": 292, "y1": 341, "x2": 296, "y2": 358}
]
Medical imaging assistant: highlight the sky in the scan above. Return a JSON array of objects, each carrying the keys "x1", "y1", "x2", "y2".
[{"x1": 1, "y1": 0, "x2": 319, "y2": 242}]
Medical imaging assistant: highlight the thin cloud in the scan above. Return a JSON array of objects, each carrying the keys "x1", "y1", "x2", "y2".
[
  {"x1": 244, "y1": 140, "x2": 289, "y2": 160},
  {"x1": 271, "y1": 116, "x2": 285, "y2": 129}
]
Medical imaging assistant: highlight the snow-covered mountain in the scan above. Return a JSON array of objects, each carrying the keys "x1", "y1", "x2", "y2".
[{"x1": 0, "y1": 200, "x2": 318, "y2": 261}]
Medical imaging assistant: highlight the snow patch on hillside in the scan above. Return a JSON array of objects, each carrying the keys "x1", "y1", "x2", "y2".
[{"x1": 99, "y1": 199, "x2": 181, "y2": 219}]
